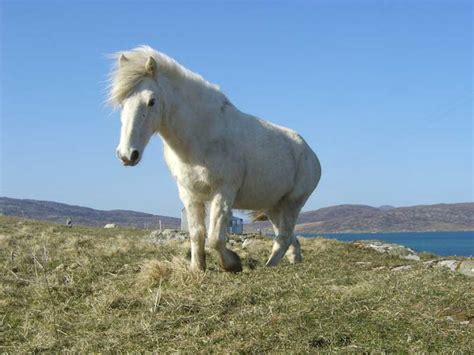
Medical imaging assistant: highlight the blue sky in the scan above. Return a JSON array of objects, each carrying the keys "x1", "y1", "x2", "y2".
[{"x1": 0, "y1": 1, "x2": 472, "y2": 218}]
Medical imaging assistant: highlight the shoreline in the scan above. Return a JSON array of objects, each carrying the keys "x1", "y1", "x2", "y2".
[{"x1": 299, "y1": 230, "x2": 474, "y2": 235}]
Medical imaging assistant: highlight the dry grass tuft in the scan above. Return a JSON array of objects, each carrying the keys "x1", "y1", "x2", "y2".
[
  {"x1": 137, "y1": 259, "x2": 173, "y2": 288},
  {"x1": 168, "y1": 256, "x2": 207, "y2": 286}
]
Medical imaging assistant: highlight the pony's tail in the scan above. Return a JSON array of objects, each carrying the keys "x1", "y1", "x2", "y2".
[{"x1": 249, "y1": 210, "x2": 268, "y2": 222}]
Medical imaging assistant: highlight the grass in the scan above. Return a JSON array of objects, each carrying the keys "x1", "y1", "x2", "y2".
[{"x1": 1, "y1": 215, "x2": 473, "y2": 352}]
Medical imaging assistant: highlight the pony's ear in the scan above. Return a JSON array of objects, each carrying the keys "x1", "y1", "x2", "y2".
[
  {"x1": 145, "y1": 56, "x2": 157, "y2": 77},
  {"x1": 119, "y1": 53, "x2": 128, "y2": 67}
]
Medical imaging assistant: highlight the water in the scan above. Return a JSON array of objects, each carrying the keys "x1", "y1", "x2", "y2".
[{"x1": 300, "y1": 231, "x2": 474, "y2": 257}]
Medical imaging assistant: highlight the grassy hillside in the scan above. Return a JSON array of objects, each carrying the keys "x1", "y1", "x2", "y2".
[{"x1": 1, "y1": 216, "x2": 473, "y2": 352}]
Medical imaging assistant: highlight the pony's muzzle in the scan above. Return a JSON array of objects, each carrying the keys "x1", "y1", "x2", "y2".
[{"x1": 116, "y1": 148, "x2": 140, "y2": 166}]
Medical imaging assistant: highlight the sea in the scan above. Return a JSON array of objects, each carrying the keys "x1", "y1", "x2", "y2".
[{"x1": 300, "y1": 231, "x2": 474, "y2": 257}]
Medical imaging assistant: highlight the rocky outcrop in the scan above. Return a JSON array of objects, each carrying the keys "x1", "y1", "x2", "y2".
[
  {"x1": 145, "y1": 230, "x2": 266, "y2": 252},
  {"x1": 353, "y1": 240, "x2": 473, "y2": 277},
  {"x1": 352, "y1": 240, "x2": 420, "y2": 261},
  {"x1": 425, "y1": 259, "x2": 474, "y2": 277},
  {"x1": 457, "y1": 260, "x2": 474, "y2": 277},
  {"x1": 148, "y1": 229, "x2": 188, "y2": 243}
]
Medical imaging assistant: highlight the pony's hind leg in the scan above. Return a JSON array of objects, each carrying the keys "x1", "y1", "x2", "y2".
[
  {"x1": 286, "y1": 235, "x2": 303, "y2": 264},
  {"x1": 184, "y1": 201, "x2": 206, "y2": 271},
  {"x1": 208, "y1": 192, "x2": 242, "y2": 272},
  {"x1": 266, "y1": 202, "x2": 302, "y2": 267}
]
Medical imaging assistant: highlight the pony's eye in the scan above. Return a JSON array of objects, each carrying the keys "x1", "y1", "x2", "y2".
[{"x1": 148, "y1": 99, "x2": 155, "y2": 107}]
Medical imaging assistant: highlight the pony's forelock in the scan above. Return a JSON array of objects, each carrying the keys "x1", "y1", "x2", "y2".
[{"x1": 107, "y1": 45, "x2": 220, "y2": 106}]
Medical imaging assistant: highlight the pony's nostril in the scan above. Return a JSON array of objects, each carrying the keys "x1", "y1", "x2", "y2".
[{"x1": 130, "y1": 150, "x2": 140, "y2": 162}]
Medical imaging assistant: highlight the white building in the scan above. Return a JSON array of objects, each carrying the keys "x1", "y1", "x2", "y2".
[{"x1": 180, "y1": 207, "x2": 243, "y2": 234}]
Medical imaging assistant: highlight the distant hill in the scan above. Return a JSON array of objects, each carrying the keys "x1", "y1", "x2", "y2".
[
  {"x1": 0, "y1": 197, "x2": 180, "y2": 229},
  {"x1": 2, "y1": 197, "x2": 472, "y2": 233},
  {"x1": 378, "y1": 205, "x2": 396, "y2": 211},
  {"x1": 247, "y1": 203, "x2": 474, "y2": 233}
]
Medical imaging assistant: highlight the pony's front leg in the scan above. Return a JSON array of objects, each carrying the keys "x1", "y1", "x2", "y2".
[
  {"x1": 208, "y1": 193, "x2": 242, "y2": 272},
  {"x1": 184, "y1": 201, "x2": 207, "y2": 272}
]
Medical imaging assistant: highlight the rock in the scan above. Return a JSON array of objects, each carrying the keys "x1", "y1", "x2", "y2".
[
  {"x1": 148, "y1": 229, "x2": 188, "y2": 244},
  {"x1": 423, "y1": 260, "x2": 437, "y2": 268},
  {"x1": 457, "y1": 260, "x2": 474, "y2": 277},
  {"x1": 435, "y1": 260, "x2": 459, "y2": 272},
  {"x1": 355, "y1": 261, "x2": 372, "y2": 266},
  {"x1": 242, "y1": 238, "x2": 255, "y2": 249},
  {"x1": 423, "y1": 259, "x2": 473, "y2": 277},
  {"x1": 460, "y1": 320, "x2": 470, "y2": 325},
  {"x1": 392, "y1": 265, "x2": 413, "y2": 272},
  {"x1": 353, "y1": 240, "x2": 420, "y2": 260},
  {"x1": 403, "y1": 254, "x2": 421, "y2": 261},
  {"x1": 104, "y1": 223, "x2": 117, "y2": 229}
]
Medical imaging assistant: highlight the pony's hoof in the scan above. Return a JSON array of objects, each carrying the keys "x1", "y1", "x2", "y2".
[
  {"x1": 190, "y1": 263, "x2": 206, "y2": 272},
  {"x1": 220, "y1": 249, "x2": 243, "y2": 273},
  {"x1": 265, "y1": 253, "x2": 284, "y2": 267},
  {"x1": 190, "y1": 253, "x2": 206, "y2": 272},
  {"x1": 286, "y1": 254, "x2": 303, "y2": 264}
]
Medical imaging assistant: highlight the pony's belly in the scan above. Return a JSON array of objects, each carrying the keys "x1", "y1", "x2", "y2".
[
  {"x1": 233, "y1": 196, "x2": 281, "y2": 210},
  {"x1": 233, "y1": 178, "x2": 290, "y2": 210}
]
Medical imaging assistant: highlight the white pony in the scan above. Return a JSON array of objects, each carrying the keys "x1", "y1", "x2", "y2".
[{"x1": 109, "y1": 46, "x2": 321, "y2": 272}]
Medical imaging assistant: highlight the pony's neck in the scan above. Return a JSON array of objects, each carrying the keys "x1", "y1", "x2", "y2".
[{"x1": 159, "y1": 76, "x2": 225, "y2": 162}]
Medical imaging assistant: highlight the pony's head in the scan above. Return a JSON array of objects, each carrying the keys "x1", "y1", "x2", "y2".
[
  {"x1": 108, "y1": 49, "x2": 164, "y2": 166},
  {"x1": 108, "y1": 46, "x2": 221, "y2": 166}
]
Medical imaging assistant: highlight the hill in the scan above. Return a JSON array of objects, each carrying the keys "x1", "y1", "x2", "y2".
[
  {"x1": 0, "y1": 197, "x2": 180, "y2": 229},
  {"x1": 247, "y1": 203, "x2": 474, "y2": 233},
  {"x1": 1, "y1": 197, "x2": 472, "y2": 233},
  {"x1": 1, "y1": 216, "x2": 472, "y2": 352}
]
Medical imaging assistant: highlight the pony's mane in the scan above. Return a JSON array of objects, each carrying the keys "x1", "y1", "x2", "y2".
[{"x1": 107, "y1": 45, "x2": 220, "y2": 106}]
